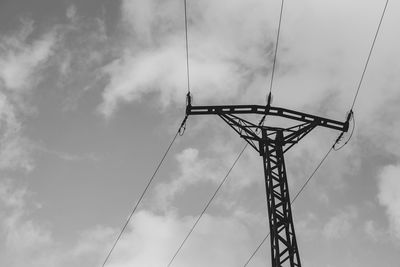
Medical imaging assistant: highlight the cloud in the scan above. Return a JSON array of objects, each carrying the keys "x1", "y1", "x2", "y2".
[
  {"x1": 0, "y1": 180, "x2": 259, "y2": 267},
  {"x1": 0, "y1": 181, "x2": 56, "y2": 267},
  {"x1": 0, "y1": 10, "x2": 106, "y2": 171},
  {"x1": 0, "y1": 92, "x2": 34, "y2": 171},
  {"x1": 35, "y1": 144, "x2": 100, "y2": 162},
  {"x1": 0, "y1": 18, "x2": 60, "y2": 172},
  {"x1": 0, "y1": 4, "x2": 271, "y2": 267},
  {"x1": 0, "y1": 19, "x2": 57, "y2": 92},
  {"x1": 152, "y1": 135, "x2": 263, "y2": 210},
  {"x1": 0, "y1": 181, "x2": 113, "y2": 267},
  {"x1": 322, "y1": 206, "x2": 357, "y2": 240},
  {"x1": 0, "y1": 180, "x2": 28, "y2": 209},
  {"x1": 97, "y1": 0, "x2": 400, "y2": 212},
  {"x1": 93, "y1": 1, "x2": 400, "y2": 265},
  {"x1": 153, "y1": 147, "x2": 227, "y2": 208},
  {"x1": 66, "y1": 5, "x2": 78, "y2": 22},
  {"x1": 53, "y1": 7, "x2": 109, "y2": 111},
  {"x1": 364, "y1": 220, "x2": 387, "y2": 242},
  {"x1": 377, "y1": 164, "x2": 400, "y2": 240},
  {"x1": 98, "y1": 0, "x2": 276, "y2": 117},
  {"x1": 296, "y1": 212, "x2": 320, "y2": 241},
  {"x1": 98, "y1": 0, "x2": 400, "y2": 121},
  {"x1": 101, "y1": 210, "x2": 255, "y2": 267},
  {"x1": 0, "y1": 1, "x2": 398, "y2": 266}
]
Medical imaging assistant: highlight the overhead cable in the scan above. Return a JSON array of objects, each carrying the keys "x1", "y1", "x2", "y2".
[
  {"x1": 333, "y1": 0, "x2": 388, "y2": 151},
  {"x1": 243, "y1": 143, "x2": 334, "y2": 266},
  {"x1": 183, "y1": 0, "x2": 191, "y2": 94},
  {"x1": 101, "y1": 117, "x2": 188, "y2": 267},
  {"x1": 267, "y1": 0, "x2": 285, "y2": 98},
  {"x1": 350, "y1": 0, "x2": 389, "y2": 111},
  {"x1": 168, "y1": 113, "x2": 270, "y2": 266},
  {"x1": 167, "y1": 144, "x2": 248, "y2": 267},
  {"x1": 243, "y1": 233, "x2": 269, "y2": 267}
]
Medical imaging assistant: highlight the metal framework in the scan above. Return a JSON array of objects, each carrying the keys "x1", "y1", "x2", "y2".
[{"x1": 186, "y1": 95, "x2": 348, "y2": 267}]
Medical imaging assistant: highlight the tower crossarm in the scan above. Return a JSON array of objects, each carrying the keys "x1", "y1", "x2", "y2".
[{"x1": 186, "y1": 104, "x2": 348, "y2": 132}]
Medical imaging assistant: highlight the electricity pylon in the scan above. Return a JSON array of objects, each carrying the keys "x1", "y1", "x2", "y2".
[{"x1": 185, "y1": 93, "x2": 349, "y2": 267}]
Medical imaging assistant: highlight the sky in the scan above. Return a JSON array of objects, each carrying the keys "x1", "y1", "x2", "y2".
[{"x1": 0, "y1": 0, "x2": 399, "y2": 266}]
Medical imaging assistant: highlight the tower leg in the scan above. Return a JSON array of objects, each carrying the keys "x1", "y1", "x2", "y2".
[{"x1": 261, "y1": 130, "x2": 301, "y2": 267}]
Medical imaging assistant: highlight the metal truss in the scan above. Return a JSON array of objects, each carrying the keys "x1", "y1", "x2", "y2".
[
  {"x1": 261, "y1": 128, "x2": 301, "y2": 267},
  {"x1": 186, "y1": 98, "x2": 348, "y2": 267}
]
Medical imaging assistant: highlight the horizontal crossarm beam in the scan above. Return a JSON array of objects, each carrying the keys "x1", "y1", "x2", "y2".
[{"x1": 186, "y1": 105, "x2": 348, "y2": 132}]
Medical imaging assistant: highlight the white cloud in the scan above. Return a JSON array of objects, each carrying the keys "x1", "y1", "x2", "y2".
[
  {"x1": 101, "y1": 210, "x2": 255, "y2": 267},
  {"x1": 0, "y1": 92, "x2": 33, "y2": 171},
  {"x1": 377, "y1": 164, "x2": 400, "y2": 240},
  {"x1": 0, "y1": 1, "x2": 398, "y2": 266},
  {"x1": 99, "y1": 0, "x2": 400, "y2": 120},
  {"x1": 152, "y1": 136, "x2": 263, "y2": 211},
  {"x1": 94, "y1": 2, "x2": 400, "y2": 265},
  {"x1": 0, "y1": 20, "x2": 57, "y2": 92},
  {"x1": 36, "y1": 144, "x2": 100, "y2": 162},
  {"x1": 0, "y1": 181, "x2": 112, "y2": 267},
  {"x1": 322, "y1": 206, "x2": 357, "y2": 240},
  {"x1": 0, "y1": 187, "x2": 258, "y2": 267},
  {"x1": 296, "y1": 212, "x2": 320, "y2": 241},
  {"x1": 0, "y1": 19, "x2": 59, "y2": 172},
  {"x1": 4, "y1": 215, "x2": 53, "y2": 253},
  {"x1": 121, "y1": 0, "x2": 155, "y2": 44},
  {"x1": 0, "y1": 181, "x2": 57, "y2": 267},
  {"x1": 153, "y1": 147, "x2": 229, "y2": 209},
  {"x1": 0, "y1": 181, "x2": 259, "y2": 267},
  {"x1": 66, "y1": 5, "x2": 78, "y2": 22},
  {"x1": 364, "y1": 220, "x2": 387, "y2": 242},
  {"x1": 99, "y1": 0, "x2": 276, "y2": 117},
  {"x1": 97, "y1": 0, "x2": 400, "y2": 217},
  {"x1": 97, "y1": 3, "x2": 400, "y2": 210},
  {"x1": 0, "y1": 180, "x2": 28, "y2": 209},
  {"x1": 73, "y1": 225, "x2": 115, "y2": 256}
]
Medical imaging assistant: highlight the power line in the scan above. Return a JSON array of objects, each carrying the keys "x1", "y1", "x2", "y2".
[
  {"x1": 291, "y1": 146, "x2": 333, "y2": 204},
  {"x1": 350, "y1": 0, "x2": 389, "y2": 111},
  {"x1": 243, "y1": 233, "x2": 269, "y2": 267},
  {"x1": 244, "y1": 2, "x2": 391, "y2": 261},
  {"x1": 101, "y1": 3, "x2": 194, "y2": 263},
  {"x1": 170, "y1": 0, "x2": 388, "y2": 265},
  {"x1": 174, "y1": 0, "x2": 388, "y2": 264},
  {"x1": 101, "y1": 117, "x2": 188, "y2": 267},
  {"x1": 243, "y1": 0, "x2": 390, "y2": 257},
  {"x1": 268, "y1": 0, "x2": 285, "y2": 98},
  {"x1": 183, "y1": 0, "x2": 191, "y2": 94},
  {"x1": 167, "y1": 116, "x2": 267, "y2": 266},
  {"x1": 243, "y1": 143, "x2": 334, "y2": 266},
  {"x1": 167, "y1": 144, "x2": 248, "y2": 267}
]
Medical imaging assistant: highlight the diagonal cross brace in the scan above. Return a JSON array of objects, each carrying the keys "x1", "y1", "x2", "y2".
[{"x1": 218, "y1": 113, "x2": 317, "y2": 155}]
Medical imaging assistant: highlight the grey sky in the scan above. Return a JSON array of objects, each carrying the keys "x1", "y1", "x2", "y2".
[{"x1": 0, "y1": 0, "x2": 399, "y2": 266}]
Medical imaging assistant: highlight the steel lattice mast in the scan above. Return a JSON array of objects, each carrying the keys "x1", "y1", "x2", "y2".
[{"x1": 185, "y1": 94, "x2": 349, "y2": 267}]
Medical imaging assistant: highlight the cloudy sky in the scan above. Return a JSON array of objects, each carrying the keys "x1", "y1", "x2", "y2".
[{"x1": 0, "y1": 0, "x2": 399, "y2": 266}]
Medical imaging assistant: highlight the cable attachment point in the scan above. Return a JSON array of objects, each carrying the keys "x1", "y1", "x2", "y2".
[
  {"x1": 333, "y1": 110, "x2": 355, "y2": 151},
  {"x1": 186, "y1": 92, "x2": 192, "y2": 106},
  {"x1": 258, "y1": 115, "x2": 266, "y2": 128},
  {"x1": 185, "y1": 92, "x2": 192, "y2": 116},
  {"x1": 179, "y1": 115, "x2": 188, "y2": 136},
  {"x1": 333, "y1": 132, "x2": 345, "y2": 147},
  {"x1": 344, "y1": 109, "x2": 353, "y2": 130},
  {"x1": 266, "y1": 92, "x2": 273, "y2": 107}
]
